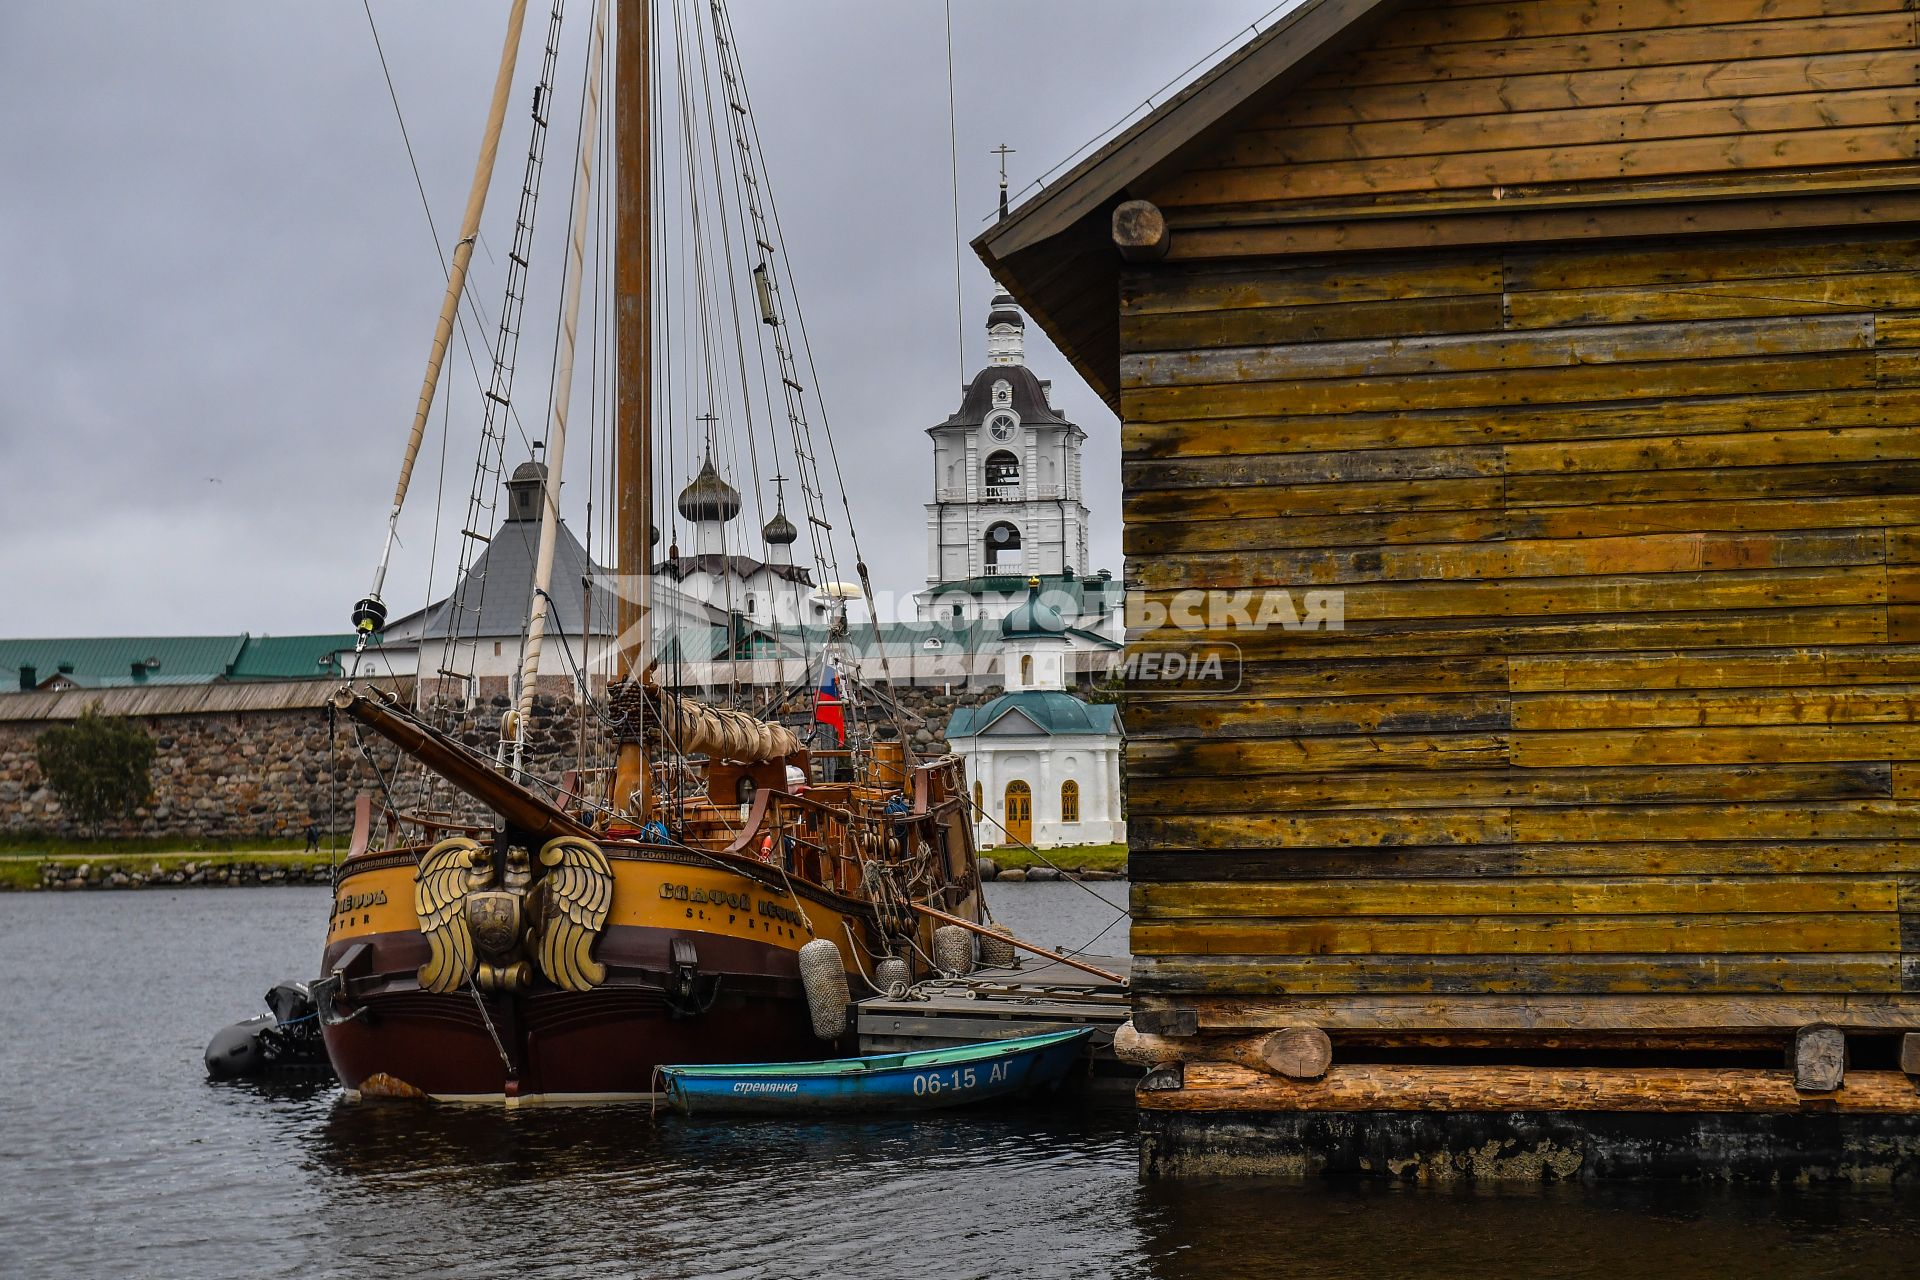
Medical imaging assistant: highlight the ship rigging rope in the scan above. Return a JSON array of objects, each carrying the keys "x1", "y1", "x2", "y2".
[
  {"x1": 942, "y1": 0, "x2": 966, "y2": 388},
  {"x1": 697, "y1": 0, "x2": 806, "y2": 703},
  {"x1": 359, "y1": 0, "x2": 538, "y2": 478},
  {"x1": 687, "y1": 0, "x2": 787, "y2": 696},
  {"x1": 444, "y1": 0, "x2": 571, "y2": 704},
  {"x1": 711, "y1": 1, "x2": 904, "y2": 718},
  {"x1": 973, "y1": 801, "x2": 1129, "y2": 920},
  {"x1": 355, "y1": 0, "x2": 575, "y2": 818}
]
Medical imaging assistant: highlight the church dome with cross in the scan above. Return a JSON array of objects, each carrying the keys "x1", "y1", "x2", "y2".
[{"x1": 653, "y1": 452, "x2": 825, "y2": 631}]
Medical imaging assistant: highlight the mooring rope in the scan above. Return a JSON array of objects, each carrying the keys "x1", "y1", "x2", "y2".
[{"x1": 973, "y1": 804, "x2": 1129, "y2": 919}]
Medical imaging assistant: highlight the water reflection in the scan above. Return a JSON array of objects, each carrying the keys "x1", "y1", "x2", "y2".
[
  {"x1": 1134, "y1": 1178, "x2": 1920, "y2": 1280},
  {"x1": 8, "y1": 885, "x2": 1920, "y2": 1280},
  {"x1": 298, "y1": 1097, "x2": 1143, "y2": 1279}
]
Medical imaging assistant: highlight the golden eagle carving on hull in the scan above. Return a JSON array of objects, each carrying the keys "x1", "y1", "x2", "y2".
[
  {"x1": 531, "y1": 836, "x2": 613, "y2": 991},
  {"x1": 414, "y1": 837, "x2": 488, "y2": 993},
  {"x1": 412, "y1": 835, "x2": 613, "y2": 994}
]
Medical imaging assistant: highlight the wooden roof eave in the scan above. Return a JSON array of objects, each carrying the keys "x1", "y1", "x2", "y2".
[{"x1": 972, "y1": 0, "x2": 1405, "y2": 411}]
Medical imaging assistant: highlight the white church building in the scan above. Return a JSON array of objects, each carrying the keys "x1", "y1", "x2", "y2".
[{"x1": 946, "y1": 580, "x2": 1123, "y2": 850}]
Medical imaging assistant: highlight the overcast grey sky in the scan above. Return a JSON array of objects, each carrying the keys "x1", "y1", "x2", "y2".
[{"x1": 0, "y1": 1, "x2": 1276, "y2": 638}]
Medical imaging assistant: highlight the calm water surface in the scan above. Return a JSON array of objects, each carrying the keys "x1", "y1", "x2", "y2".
[{"x1": 3, "y1": 883, "x2": 1918, "y2": 1279}]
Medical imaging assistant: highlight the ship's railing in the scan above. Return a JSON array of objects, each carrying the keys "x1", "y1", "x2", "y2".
[{"x1": 710, "y1": 774, "x2": 972, "y2": 909}]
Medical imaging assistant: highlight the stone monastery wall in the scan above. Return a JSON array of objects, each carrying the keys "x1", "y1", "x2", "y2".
[{"x1": 0, "y1": 679, "x2": 1058, "y2": 841}]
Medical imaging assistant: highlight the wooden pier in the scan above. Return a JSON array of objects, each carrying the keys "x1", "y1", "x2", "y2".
[
  {"x1": 856, "y1": 955, "x2": 1137, "y2": 1092},
  {"x1": 978, "y1": 0, "x2": 1920, "y2": 1177}
]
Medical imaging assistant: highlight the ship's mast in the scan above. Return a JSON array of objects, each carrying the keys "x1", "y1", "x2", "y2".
[{"x1": 612, "y1": 0, "x2": 652, "y2": 817}]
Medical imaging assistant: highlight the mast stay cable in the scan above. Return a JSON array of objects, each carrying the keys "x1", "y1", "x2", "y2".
[
  {"x1": 443, "y1": 0, "x2": 571, "y2": 728},
  {"x1": 353, "y1": 0, "x2": 533, "y2": 647}
]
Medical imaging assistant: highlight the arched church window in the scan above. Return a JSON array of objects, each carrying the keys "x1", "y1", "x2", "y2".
[
  {"x1": 1020, "y1": 655, "x2": 1033, "y2": 684},
  {"x1": 745, "y1": 593, "x2": 756, "y2": 615},
  {"x1": 985, "y1": 522, "x2": 1022, "y2": 573},
  {"x1": 1061, "y1": 780, "x2": 1080, "y2": 823},
  {"x1": 984, "y1": 450, "x2": 1020, "y2": 495}
]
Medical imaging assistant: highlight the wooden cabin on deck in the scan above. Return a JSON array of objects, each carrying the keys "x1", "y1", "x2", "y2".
[{"x1": 978, "y1": 0, "x2": 1920, "y2": 1177}]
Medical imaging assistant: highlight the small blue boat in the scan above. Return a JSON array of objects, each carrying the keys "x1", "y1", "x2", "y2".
[{"x1": 659, "y1": 1027, "x2": 1094, "y2": 1116}]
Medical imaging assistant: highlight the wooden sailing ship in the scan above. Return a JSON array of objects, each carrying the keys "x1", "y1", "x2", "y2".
[{"x1": 315, "y1": 0, "x2": 983, "y2": 1103}]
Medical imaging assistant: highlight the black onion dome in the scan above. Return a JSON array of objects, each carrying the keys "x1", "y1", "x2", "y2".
[
  {"x1": 676, "y1": 456, "x2": 741, "y2": 522},
  {"x1": 762, "y1": 506, "x2": 798, "y2": 546},
  {"x1": 986, "y1": 288, "x2": 1024, "y2": 331}
]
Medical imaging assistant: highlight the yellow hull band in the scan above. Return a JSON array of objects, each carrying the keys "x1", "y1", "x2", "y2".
[{"x1": 328, "y1": 856, "x2": 866, "y2": 969}]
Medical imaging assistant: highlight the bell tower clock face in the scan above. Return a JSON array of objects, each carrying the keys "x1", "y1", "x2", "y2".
[{"x1": 987, "y1": 411, "x2": 1017, "y2": 442}]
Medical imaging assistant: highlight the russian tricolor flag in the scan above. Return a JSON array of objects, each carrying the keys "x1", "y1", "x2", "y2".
[{"x1": 815, "y1": 661, "x2": 845, "y2": 744}]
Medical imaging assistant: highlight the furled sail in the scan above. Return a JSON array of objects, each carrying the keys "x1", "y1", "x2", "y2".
[{"x1": 652, "y1": 689, "x2": 800, "y2": 762}]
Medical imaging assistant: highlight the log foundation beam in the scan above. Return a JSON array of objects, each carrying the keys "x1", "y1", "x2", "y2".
[
  {"x1": 1117, "y1": 1021, "x2": 1331, "y2": 1080},
  {"x1": 1140, "y1": 1062, "x2": 1920, "y2": 1114}
]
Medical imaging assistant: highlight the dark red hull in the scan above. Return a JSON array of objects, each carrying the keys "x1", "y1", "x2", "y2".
[{"x1": 320, "y1": 923, "x2": 835, "y2": 1100}]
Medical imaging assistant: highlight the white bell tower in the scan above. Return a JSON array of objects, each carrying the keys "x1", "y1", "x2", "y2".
[{"x1": 920, "y1": 289, "x2": 1091, "y2": 622}]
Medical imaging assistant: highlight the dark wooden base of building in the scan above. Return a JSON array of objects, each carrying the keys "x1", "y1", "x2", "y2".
[
  {"x1": 1140, "y1": 1108, "x2": 1920, "y2": 1183},
  {"x1": 1139, "y1": 1064, "x2": 1920, "y2": 1182}
]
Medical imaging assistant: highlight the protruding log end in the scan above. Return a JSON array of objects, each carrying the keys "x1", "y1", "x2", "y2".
[
  {"x1": 1112, "y1": 199, "x2": 1170, "y2": 262},
  {"x1": 1115, "y1": 1020, "x2": 1332, "y2": 1081},
  {"x1": 1902, "y1": 1033, "x2": 1920, "y2": 1078},
  {"x1": 1134, "y1": 1006, "x2": 1198, "y2": 1037},
  {"x1": 1258, "y1": 1025, "x2": 1333, "y2": 1081},
  {"x1": 1139, "y1": 1062, "x2": 1185, "y2": 1093},
  {"x1": 1793, "y1": 1023, "x2": 1847, "y2": 1093},
  {"x1": 1115, "y1": 1020, "x2": 1179, "y2": 1068}
]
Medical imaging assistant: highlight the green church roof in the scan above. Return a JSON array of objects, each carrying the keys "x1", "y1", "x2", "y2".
[{"x1": 946, "y1": 689, "x2": 1120, "y2": 739}]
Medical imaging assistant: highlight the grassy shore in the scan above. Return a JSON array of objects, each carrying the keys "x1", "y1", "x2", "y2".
[
  {"x1": 0, "y1": 834, "x2": 316, "y2": 857},
  {"x1": 0, "y1": 849, "x2": 339, "y2": 891},
  {"x1": 980, "y1": 842, "x2": 1127, "y2": 873},
  {"x1": 2, "y1": 836, "x2": 1127, "y2": 889}
]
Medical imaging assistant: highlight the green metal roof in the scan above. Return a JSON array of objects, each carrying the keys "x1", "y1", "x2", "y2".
[
  {"x1": 1, "y1": 633, "x2": 354, "y2": 690},
  {"x1": 923, "y1": 571, "x2": 1121, "y2": 608},
  {"x1": 0, "y1": 636, "x2": 246, "y2": 689},
  {"x1": 946, "y1": 690, "x2": 1120, "y2": 739},
  {"x1": 227, "y1": 634, "x2": 356, "y2": 680}
]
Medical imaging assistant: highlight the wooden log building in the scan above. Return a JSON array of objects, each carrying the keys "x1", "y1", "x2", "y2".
[{"x1": 977, "y1": 0, "x2": 1920, "y2": 1178}]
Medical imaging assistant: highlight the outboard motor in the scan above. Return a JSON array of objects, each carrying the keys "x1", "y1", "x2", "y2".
[
  {"x1": 205, "y1": 980, "x2": 331, "y2": 1079},
  {"x1": 265, "y1": 981, "x2": 316, "y2": 1027}
]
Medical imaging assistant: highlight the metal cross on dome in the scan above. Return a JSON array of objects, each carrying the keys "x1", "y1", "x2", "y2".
[{"x1": 992, "y1": 143, "x2": 1016, "y2": 219}]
